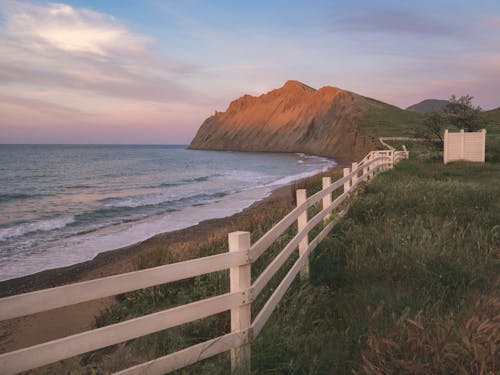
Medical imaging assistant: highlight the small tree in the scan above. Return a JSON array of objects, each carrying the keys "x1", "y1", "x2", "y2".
[
  {"x1": 415, "y1": 94, "x2": 487, "y2": 149},
  {"x1": 443, "y1": 94, "x2": 485, "y2": 131},
  {"x1": 417, "y1": 110, "x2": 446, "y2": 149}
]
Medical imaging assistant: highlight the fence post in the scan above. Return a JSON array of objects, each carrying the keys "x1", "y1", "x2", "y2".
[
  {"x1": 322, "y1": 177, "x2": 332, "y2": 222},
  {"x1": 443, "y1": 129, "x2": 449, "y2": 164},
  {"x1": 343, "y1": 167, "x2": 350, "y2": 193},
  {"x1": 296, "y1": 189, "x2": 309, "y2": 279},
  {"x1": 363, "y1": 155, "x2": 369, "y2": 181},
  {"x1": 390, "y1": 151, "x2": 395, "y2": 169},
  {"x1": 481, "y1": 129, "x2": 486, "y2": 162},
  {"x1": 460, "y1": 129, "x2": 465, "y2": 160},
  {"x1": 351, "y1": 162, "x2": 358, "y2": 187},
  {"x1": 369, "y1": 155, "x2": 375, "y2": 179},
  {"x1": 229, "y1": 231, "x2": 251, "y2": 374}
]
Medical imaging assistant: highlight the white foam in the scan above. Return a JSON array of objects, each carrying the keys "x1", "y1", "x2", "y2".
[
  {"x1": 267, "y1": 159, "x2": 337, "y2": 187},
  {"x1": 0, "y1": 216, "x2": 75, "y2": 241},
  {"x1": 0, "y1": 188, "x2": 272, "y2": 281}
]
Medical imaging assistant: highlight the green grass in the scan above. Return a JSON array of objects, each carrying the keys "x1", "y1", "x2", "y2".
[
  {"x1": 249, "y1": 156, "x2": 499, "y2": 373},
  {"x1": 358, "y1": 98, "x2": 424, "y2": 138}
]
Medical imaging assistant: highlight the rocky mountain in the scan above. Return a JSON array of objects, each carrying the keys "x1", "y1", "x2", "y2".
[
  {"x1": 406, "y1": 99, "x2": 449, "y2": 113},
  {"x1": 189, "y1": 80, "x2": 416, "y2": 161}
]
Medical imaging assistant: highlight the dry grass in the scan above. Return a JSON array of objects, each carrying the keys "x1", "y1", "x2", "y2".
[{"x1": 359, "y1": 278, "x2": 500, "y2": 375}]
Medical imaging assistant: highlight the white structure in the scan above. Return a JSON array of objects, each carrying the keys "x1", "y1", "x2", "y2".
[{"x1": 443, "y1": 129, "x2": 486, "y2": 164}]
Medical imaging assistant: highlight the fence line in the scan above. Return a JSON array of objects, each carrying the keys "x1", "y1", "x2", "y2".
[{"x1": 0, "y1": 148, "x2": 409, "y2": 375}]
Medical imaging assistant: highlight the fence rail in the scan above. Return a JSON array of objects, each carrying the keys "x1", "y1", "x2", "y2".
[{"x1": 0, "y1": 148, "x2": 408, "y2": 375}]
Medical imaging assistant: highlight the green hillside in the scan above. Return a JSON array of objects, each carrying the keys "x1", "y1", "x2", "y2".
[
  {"x1": 358, "y1": 100, "x2": 500, "y2": 142},
  {"x1": 484, "y1": 107, "x2": 500, "y2": 136},
  {"x1": 358, "y1": 97, "x2": 424, "y2": 138}
]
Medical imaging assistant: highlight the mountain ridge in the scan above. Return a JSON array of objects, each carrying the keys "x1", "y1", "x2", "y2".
[{"x1": 189, "y1": 81, "x2": 421, "y2": 161}]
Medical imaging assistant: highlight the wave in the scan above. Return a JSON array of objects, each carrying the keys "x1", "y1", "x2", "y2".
[
  {"x1": 0, "y1": 216, "x2": 75, "y2": 241},
  {"x1": 99, "y1": 185, "x2": 231, "y2": 208},
  {"x1": 266, "y1": 166, "x2": 335, "y2": 187},
  {"x1": 147, "y1": 174, "x2": 221, "y2": 189},
  {"x1": 223, "y1": 170, "x2": 269, "y2": 182},
  {"x1": 0, "y1": 193, "x2": 48, "y2": 203},
  {"x1": 77, "y1": 191, "x2": 230, "y2": 225},
  {"x1": 65, "y1": 184, "x2": 94, "y2": 189}
]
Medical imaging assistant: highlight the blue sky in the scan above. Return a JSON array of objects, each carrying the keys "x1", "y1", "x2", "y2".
[{"x1": 1, "y1": 0, "x2": 499, "y2": 143}]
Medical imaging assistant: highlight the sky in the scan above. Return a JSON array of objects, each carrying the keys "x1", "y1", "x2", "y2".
[{"x1": 0, "y1": 0, "x2": 499, "y2": 144}]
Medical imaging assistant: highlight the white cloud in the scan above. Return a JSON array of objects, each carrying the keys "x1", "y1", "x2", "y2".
[
  {"x1": 2, "y1": 2, "x2": 149, "y2": 56},
  {"x1": 0, "y1": 1, "x2": 198, "y2": 108}
]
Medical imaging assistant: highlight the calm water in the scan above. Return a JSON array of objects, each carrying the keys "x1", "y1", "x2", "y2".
[{"x1": 0, "y1": 145, "x2": 335, "y2": 281}]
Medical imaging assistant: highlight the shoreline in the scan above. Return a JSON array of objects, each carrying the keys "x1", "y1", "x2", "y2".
[
  {"x1": 0, "y1": 149, "x2": 339, "y2": 284},
  {"x1": 0, "y1": 162, "x2": 341, "y2": 297},
  {"x1": 0, "y1": 164, "x2": 344, "y2": 297},
  {"x1": 0, "y1": 183, "x2": 291, "y2": 298},
  {"x1": 0, "y1": 165, "x2": 343, "y2": 356}
]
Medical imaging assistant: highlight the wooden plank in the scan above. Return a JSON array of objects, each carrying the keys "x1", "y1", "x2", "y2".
[
  {"x1": 228, "y1": 232, "x2": 251, "y2": 373},
  {"x1": 322, "y1": 177, "x2": 332, "y2": 223},
  {"x1": 296, "y1": 189, "x2": 309, "y2": 279},
  {"x1": 114, "y1": 332, "x2": 245, "y2": 375},
  {"x1": 351, "y1": 162, "x2": 358, "y2": 185},
  {"x1": 0, "y1": 292, "x2": 244, "y2": 375},
  {"x1": 0, "y1": 250, "x2": 248, "y2": 321},
  {"x1": 343, "y1": 167, "x2": 351, "y2": 192}
]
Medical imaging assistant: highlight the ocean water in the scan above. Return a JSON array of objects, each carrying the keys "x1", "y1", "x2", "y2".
[{"x1": 0, "y1": 145, "x2": 336, "y2": 281}]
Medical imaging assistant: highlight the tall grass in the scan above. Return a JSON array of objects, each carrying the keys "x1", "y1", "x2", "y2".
[{"x1": 251, "y1": 155, "x2": 499, "y2": 373}]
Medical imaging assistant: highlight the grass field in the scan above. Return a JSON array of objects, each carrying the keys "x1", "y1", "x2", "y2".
[{"x1": 252, "y1": 150, "x2": 499, "y2": 374}]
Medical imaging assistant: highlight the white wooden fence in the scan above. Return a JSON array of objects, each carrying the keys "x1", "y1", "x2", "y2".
[
  {"x1": 443, "y1": 129, "x2": 486, "y2": 164},
  {"x1": 0, "y1": 149, "x2": 408, "y2": 375}
]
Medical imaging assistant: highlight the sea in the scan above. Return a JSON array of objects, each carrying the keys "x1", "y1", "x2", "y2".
[{"x1": 0, "y1": 145, "x2": 336, "y2": 281}]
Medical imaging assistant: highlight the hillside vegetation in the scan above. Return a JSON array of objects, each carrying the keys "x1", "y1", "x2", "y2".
[
  {"x1": 358, "y1": 103, "x2": 499, "y2": 145},
  {"x1": 359, "y1": 97, "x2": 424, "y2": 138},
  {"x1": 485, "y1": 107, "x2": 500, "y2": 136}
]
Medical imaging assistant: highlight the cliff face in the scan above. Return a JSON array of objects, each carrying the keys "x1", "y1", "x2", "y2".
[{"x1": 189, "y1": 80, "x2": 377, "y2": 161}]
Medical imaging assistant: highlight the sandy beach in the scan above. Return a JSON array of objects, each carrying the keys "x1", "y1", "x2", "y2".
[{"x1": 0, "y1": 167, "x2": 342, "y2": 359}]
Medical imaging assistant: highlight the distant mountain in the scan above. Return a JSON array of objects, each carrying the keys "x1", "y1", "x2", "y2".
[
  {"x1": 189, "y1": 80, "x2": 423, "y2": 160},
  {"x1": 406, "y1": 99, "x2": 449, "y2": 113}
]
